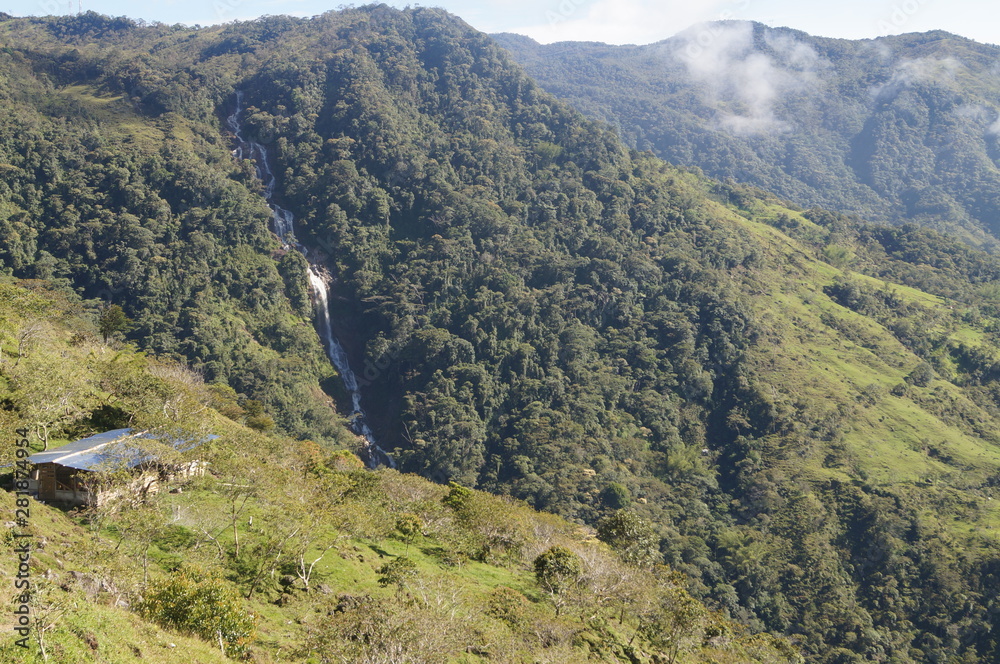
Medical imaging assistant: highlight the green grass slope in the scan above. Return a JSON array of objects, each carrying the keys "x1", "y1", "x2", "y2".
[{"x1": 0, "y1": 280, "x2": 799, "y2": 664}]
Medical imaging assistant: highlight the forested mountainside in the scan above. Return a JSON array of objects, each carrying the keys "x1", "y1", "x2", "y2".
[
  {"x1": 6, "y1": 6, "x2": 1000, "y2": 662},
  {"x1": 494, "y1": 25, "x2": 1000, "y2": 246},
  {"x1": 0, "y1": 281, "x2": 800, "y2": 664},
  {"x1": 0, "y1": 15, "x2": 354, "y2": 446}
]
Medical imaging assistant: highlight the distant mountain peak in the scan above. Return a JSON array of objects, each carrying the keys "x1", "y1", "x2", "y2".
[{"x1": 496, "y1": 25, "x2": 1000, "y2": 245}]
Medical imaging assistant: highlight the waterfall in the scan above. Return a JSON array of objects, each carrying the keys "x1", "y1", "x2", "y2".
[{"x1": 226, "y1": 92, "x2": 394, "y2": 468}]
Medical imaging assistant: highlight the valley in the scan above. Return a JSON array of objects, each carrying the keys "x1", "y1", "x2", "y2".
[{"x1": 2, "y1": 7, "x2": 1000, "y2": 663}]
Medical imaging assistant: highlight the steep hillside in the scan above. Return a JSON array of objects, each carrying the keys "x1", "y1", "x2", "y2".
[
  {"x1": 494, "y1": 25, "x2": 1000, "y2": 246},
  {"x1": 0, "y1": 280, "x2": 798, "y2": 664},
  {"x1": 3, "y1": 8, "x2": 1000, "y2": 662},
  {"x1": 0, "y1": 13, "x2": 351, "y2": 446}
]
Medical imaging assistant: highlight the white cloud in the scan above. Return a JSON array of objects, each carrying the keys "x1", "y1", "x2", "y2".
[
  {"x1": 953, "y1": 105, "x2": 1000, "y2": 137},
  {"x1": 764, "y1": 30, "x2": 820, "y2": 70},
  {"x1": 990, "y1": 114, "x2": 1000, "y2": 136},
  {"x1": 872, "y1": 57, "x2": 962, "y2": 100},
  {"x1": 896, "y1": 57, "x2": 962, "y2": 84},
  {"x1": 954, "y1": 104, "x2": 992, "y2": 122},
  {"x1": 862, "y1": 39, "x2": 894, "y2": 61},
  {"x1": 671, "y1": 22, "x2": 825, "y2": 136}
]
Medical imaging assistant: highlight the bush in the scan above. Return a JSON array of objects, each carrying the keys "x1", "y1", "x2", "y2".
[
  {"x1": 395, "y1": 514, "x2": 423, "y2": 553},
  {"x1": 376, "y1": 556, "x2": 417, "y2": 590},
  {"x1": 137, "y1": 567, "x2": 257, "y2": 658},
  {"x1": 907, "y1": 362, "x2": 935, "y2": 387},
  {"x1": 486, "y1": 586, "x2": 529, "y2": 628}
]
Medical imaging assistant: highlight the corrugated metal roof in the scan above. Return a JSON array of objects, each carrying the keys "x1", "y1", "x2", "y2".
[
  {"x1": 27, "y1": 428, "x2": 134, "y2": 466},
  {"x1": 28, "y1": 428, "x2": 217, "y2": 471}
]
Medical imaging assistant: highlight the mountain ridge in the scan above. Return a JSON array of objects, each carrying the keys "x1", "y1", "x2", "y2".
[
  {"x1": 495, "y1": 22, "x2": 1000, "y2": 247},
  {"x1": 493, "y1": 25, "x2": 999, "y2": 50}
]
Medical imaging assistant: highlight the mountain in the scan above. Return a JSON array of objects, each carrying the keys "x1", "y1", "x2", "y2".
[
  {"x1": 494, "y1": 25, "x2": 1000, "y2": 247},
  {"x1": 4, "y1": 7, "x2": 1000, "y2": 662},
  {"x1": 0, "y1": 13, "x2": 360, "y2": 448}
]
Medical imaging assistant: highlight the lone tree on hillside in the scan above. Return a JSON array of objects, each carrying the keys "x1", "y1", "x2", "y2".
[
  {"x1": 98, "y1": 304, "x2": 131, "y2": 343},
  {"x1": 533, "y1": 546, "x2": 582, "y2": 615},
  {"x1": 597, "y1": 509, "x2": 660, "y2": 567},
  {"x1": 396, "y1": 514, "x2": 422, "y2": 554}
]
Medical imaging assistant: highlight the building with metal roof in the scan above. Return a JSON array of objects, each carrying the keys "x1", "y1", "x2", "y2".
[{"x1": 26, "y1": 428, "x2": 216, "y2": 506}]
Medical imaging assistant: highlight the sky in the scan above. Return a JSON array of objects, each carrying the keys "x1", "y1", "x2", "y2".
[{"x1": 3, "y1": 0, "x2": 998, "y2": 47}]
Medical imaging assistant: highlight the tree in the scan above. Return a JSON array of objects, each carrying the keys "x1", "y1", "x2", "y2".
[
  {"x1": 442, "y1": 481, "x2": 473, "y2": 511},
  {"x1": 292, "y1": 534, "x2": 339, "y2": 594},
  {"x1": 209, "y1": 450, "x2": 259, "y2": 560},
  {"x1": 238, "y1": 520, "x2": 302, "y2": 600},
  {"x1": 396, "y1": 513, "x2": 422, "y2": 555},
  {"x1": 637, "y1": 583, "x2": 708, "y2": 664},
  {"x1": 377, "y1": 556, "x2": 418, "y2": 594},
  {"x1": 600, "y1": 482, "x2": 632, "y2": 509},
  {"x1": 486, "y1": 586, "x2": 530, "y2": 629},
  {"x1": 442, "y1": 483, "x2": 530, "y2": 563},
  {"x1": 282, "y1": 472, "x2": 354, "y2": 592},
  {"x1": 596, "y1": 510, "x2": 660, "y2": 567},
  {"x1": 9, "y1": 347, "x2": 96, "y2": 450},
  {"x1": 243, "y1": 399, "x2": 275, "y2": 432},
  {"x1": 304, "y1": 595, "x2": 461, "y2": 664},
  {"x1": 906, "y1": 361, "x2": 935, "y2": 387},
  {"x1": 533, "y1": 546, "x2": 582, "y2": 616},
  {"x1": 25, "y1": 579, "x2": 77, "y2": 662},
  {"x1": 112, "y1": 501, "x2": 168, "y2": 584},
  {"x1": 98, "y1": 304, "x2": 131, "y2": 343}
]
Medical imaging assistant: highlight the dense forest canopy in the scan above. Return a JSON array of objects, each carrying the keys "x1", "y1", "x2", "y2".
[
  {"x1": 5, "y1": 6, "x2": 1000, "y2": 662},
  {"x1": 494, "y1": 25, "x2": 1000, "y2": 248}
]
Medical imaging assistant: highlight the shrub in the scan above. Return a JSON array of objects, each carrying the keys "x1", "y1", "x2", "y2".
[
  {"x1": 906, "y1": 362, "x2": 935, "y2": 387},
  {"x1": 376, "y1": 556, "x2": 418, "y2": 591},
  {"x1": 137, "y1": 567, "x2": 257, "y2": 658},
  {"x1": 395, "y1": 514, "x2": 423, "y2": 554},
  {"x1": 486, "y1": 586, "x2": 529, "y2": 628}
]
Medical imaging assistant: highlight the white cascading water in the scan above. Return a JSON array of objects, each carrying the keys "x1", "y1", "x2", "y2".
[{"x1": 226, "y1": 92, "x2": 394, "y2": 468}]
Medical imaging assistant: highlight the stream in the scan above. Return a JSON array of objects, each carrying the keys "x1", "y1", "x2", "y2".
[{"x1": 226, "y1": 91, "x2": 394, "y2": 469}]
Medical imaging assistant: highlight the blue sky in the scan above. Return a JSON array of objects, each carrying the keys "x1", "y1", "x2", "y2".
[{"x1": 4, "y1": 0, "x2": 998, "y2": 46}]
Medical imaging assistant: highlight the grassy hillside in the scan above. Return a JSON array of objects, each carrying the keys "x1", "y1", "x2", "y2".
[
  {"x1": 3, "y1": 8, "x2": 1000, "y2": 662},
  {"x1": 0, "y1": 280, "x2": 798, "y2": 664}
]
